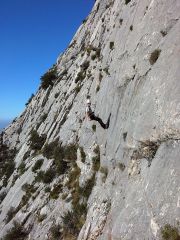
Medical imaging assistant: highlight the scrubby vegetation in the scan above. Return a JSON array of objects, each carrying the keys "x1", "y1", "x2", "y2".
[
  {"x1": 40, "y1": 113, "x2": 48, "y2": 122},
  {"x1": 100, "y1": 167, "x2": 108, "y2": 182},
  {"x1": 125, "y1": 0, "x2": 131, "y2": 4},
  {"x1": 96, "y1": 85, "x2": 100, "y2": 93},
  {"x1": 50, "y1": 182, "x2": 62, "y2": 199},
  {"x1": 6, "y1": 207, "x2": 18, "y2": 223},
  {"x1": 109, "y1": 41, "x2": 114, "y2": 50},
  {"x1": 49, "y1": 223, "x2": 62, "y2": 240},
  {"x1": 18, "y1": 162, "x2": 26, "y2": 175},
  {"x1": 149, "y1": 49, "x2": 161, "y2": 65},
  {"x1": 75, "y1": 71, "x2": 86, "y2": 83},
  {"x1": 19, "y1": 183, "x2": 38, "y2": 208},
  {"x1": 32, "y1": 159, "x2": 44, "y2": 172},
  {"x1": 130, "y1": 25, "x2": 133, "y2": 31},
  {"x1": 0, "y1": 139, "x2": 16, "y2": 187},
  {"x1": 0, "y1": 190, "x2": 7, "y2": 204},
  {"x1": 29, "y1": 129, "x2": 46, "y2": 151},
  {"x1": 131, "y1": 140, "x2": 160, "y2": 166},
  {"x1": 161, "y1": 224, "x2": 180, "y2": 240},
  {"x1": 92, "y1": 145, "x2": 100, "y2": 171},
  {"x1": 40, "y1": 65, "x2": 57, "y2": 90},
  {"x1": 86, "y1": 45, "x2": 101, "y2": 59},
  {"x1": 118, "y1": 162, "x2": 126, "y2": 171},
  {"x1": 35, "y1": 168, "x2": 56, "y2": 184},
  {"x1": 92, "y1": 124, "x2": 96, "y2": 132},
  {"x1": 2, "y1": 221, "x2": 29, "y2": 240},
  {"x1": 25, "y1": 94, "x2": 34, "y2": 106},
  {"x1": 80, "y1": 147, "x2": 86, "y2": 163}
]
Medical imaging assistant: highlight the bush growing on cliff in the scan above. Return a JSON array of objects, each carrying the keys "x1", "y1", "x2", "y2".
[
  {"x1": 149, "y1": 49, "x2": 161, "y2": 65},
  {"x1": 62, "y1": 205, "x2": 87, "y2": 238},
  {"x1": 18, "y1": 162, "x2": 26, "y2": 175},
  {"x1": 5, "y1": 207, "x2": 18, "y2": 223},
  {"x1": 36, "y1": 168, "x2": 56, "y2": 184},
  {"x1": 125, "y1": 0, "x2": 131, "y2": 4},
  {"x1": 0, "y1": 142, "x2": 16, "y2": 187},
  {"x1": 161, "y1": 224, "x2": 180, "y2": 240},
  {"x1": 3, "y1": 221, "x2": 28, "y2": 240},
  {"x1": 49, "y1": 223, "x2": 62, "y2": 240},
  {"x1": 40, "y1": 66, "x2": 57, "y2": 90},
  {"x1": 109, "y1": 41, "x2": 114, "y2": 50},
  {"x1": 92, "y1": 145, "x2": 100, "y2": 171},
  {"x1": 29, "y1": 129, "x2": 46, "y2": 151},
  {"x1": 42, "y1": 140, "x2": 78, "y2": 175},
  {"x1": 32, "y1": 159, "x2": 44, "y2": 172},
  {"x1": 0, "y1": 191, "x2": 7, "y2": 204},
  {"x1": 25, "y1": 94, "x2": 34, "y2": 106}
]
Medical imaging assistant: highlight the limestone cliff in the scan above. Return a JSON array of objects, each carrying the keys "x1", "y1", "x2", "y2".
[{"x1": 0, "y1": 0, "x2": 180, "y2": 239}]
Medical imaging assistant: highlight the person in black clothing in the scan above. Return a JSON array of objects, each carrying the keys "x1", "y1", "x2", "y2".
[{"x1": 85, "y1": 99, "x2": 111, "y2": 129}]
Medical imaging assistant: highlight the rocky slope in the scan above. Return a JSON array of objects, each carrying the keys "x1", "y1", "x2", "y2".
[{"x1": 0, "y1": 0, "x2": 180, "y2": 239}]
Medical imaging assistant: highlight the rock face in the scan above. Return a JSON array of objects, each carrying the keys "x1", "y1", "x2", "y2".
[{"x1": 0, "y1": 0, "x2": 180, "y2": 239}]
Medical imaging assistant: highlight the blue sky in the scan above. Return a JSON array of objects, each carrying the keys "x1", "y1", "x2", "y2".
[{"x1": 0, "y1": 0, "x2": 94, "y2": 123}]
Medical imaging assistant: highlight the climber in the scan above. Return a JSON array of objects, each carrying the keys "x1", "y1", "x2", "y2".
[{"x1": 85, "y1": 99, "x2": 111, "y2": 129}]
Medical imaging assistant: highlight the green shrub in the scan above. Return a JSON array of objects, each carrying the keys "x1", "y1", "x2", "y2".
[
  {"x1": 40, "y1": 113, "x2": 48, "y2": 122},
  {"x1": 118, "y1": 163, "x2": 126, "y2": 171},
  {"x1": 53, "y1": 145, "x2": 69, "y2": 175},
  {"x1": 91, "y1": 54, "x2": 97, "y2": 60},
  {"x1": 109, "y1": 42, "x2": 114, "y2": 50},
  {"x1": 29, "y1": 129, "x2": 46, "y2": 151},
  {"x1": 41, "y1": 66, "x2": 57, "y2": 90},
  {"x1": 50, "y1": 183, "x2": 62, "y2": 199},
  {"x1": 62, "y1": 206, "x2": 86, "y2": 238},
  {"x1": 75, "y1": 71, "x2": 86, "y2": 83},
  {"x1": 130, "y1": 25, "x2": 133, "y2": 31},
  {"x1": 96, "y1": 85, "x2": 100, "y2": 93},
  {"x1": 34, "y1": 170, "x2": 45, "y2": 182},
  {"x1": 103, "y1": 67, "x2": 110, "y2": 75},
  {"x1": 37, "y1": 213, "x2": 47, "y2": 222},
  {"x1": 160, "y1": 30, "x2": 167, "y2": 37},
  {"x1": 42, "y1": 142, "x2": 55, "y2": 159},
  {"x1": 42, "y1": 140, "x2": 69, "y2": 175},
  {"x1": 3, "y1": 221, "x2": 28, "y2": 240},
  {"x1": 125, "y1": 0, "x2": 131, "y2": 4},
  {"x1": 25, "y1": 94, "x2": 34, "y2": 106},
  {"x1": 80, "y1": 174, "x2": 96, "y2": 199},
  {"x1": 23, "y1": 150, "x2": 31, "y2": 161},
  {"x1": 49, "y1": 224, "x2": 62, "y2": 240},
  {"x1": 54, "y1": 92, "x2": 60, "y2": 98},
  {"x1": 82, "y1": 18, "x2": 87, "y2": 24},
  {"x1": 100, "y1": 167, "x2": 108, "y2": 182},
  {"x1": 19, "y1": 183, "x2": 38, "y2": 208},
  {"x1": 5, "y1": 207, "x2": 18, "y2": 223},
  {"x1": 42, "y1": 168, "x2": 56, "y2": 184},
  {"x1": 0, "y1": 191, "x2": 7, "y2": 204},
  {"x1": 92, "y1": 145, "x2": 100, "y2": 172},
  {"x1": 123, "y1": 132, "x2": 127, "y2": 141},
  {"x1": 99, "y1": 72, "x2": 103, "y2": 82},
  {"x1": 64, "y1": 144, "x2": 78, "y2": 162},
  {"x1": 119, "y1": 18, "x2": 123, "y2": 25},
  {"x1": 92, "y1": 124, "x2": 96, "y2": 132},
  {"x1": 2, "y1": 159, "x2": 15, "y2": 187},
  {"x1": 161, "y1": 224, "x2": 180, "y2": 240},
  {"x1": 149, "y1": 49, "x2": 161, "y2": 65},
  {"x1": 75, "y1": 84, "x2": 82, "y2": 94},
  {"x1": 80, "y1": 147, "x2": 86, "y2": 163},
  {"x1": 18, "y1": 162, "x2": 26, "y2": 175},
  {"x1": 32, "y1": 159, "x2": 44, "y2": 172},
  {"x1": 86, "y1": 45, "x2": 101, "y2": 58}
]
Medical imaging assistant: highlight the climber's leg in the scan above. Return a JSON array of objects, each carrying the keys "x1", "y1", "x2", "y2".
[{"x1": 90, "y1": 114, "x2": 111, "y2": 129}]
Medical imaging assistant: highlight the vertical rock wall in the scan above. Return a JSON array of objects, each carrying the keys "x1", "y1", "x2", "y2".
[{"x1": 0, "y1": 0, "x2": 180, "y2": 239}]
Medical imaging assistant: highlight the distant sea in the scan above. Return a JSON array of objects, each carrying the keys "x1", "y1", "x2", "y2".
[{"x1": 0, "y1": 120, "x2": 12, "y2": 133}]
